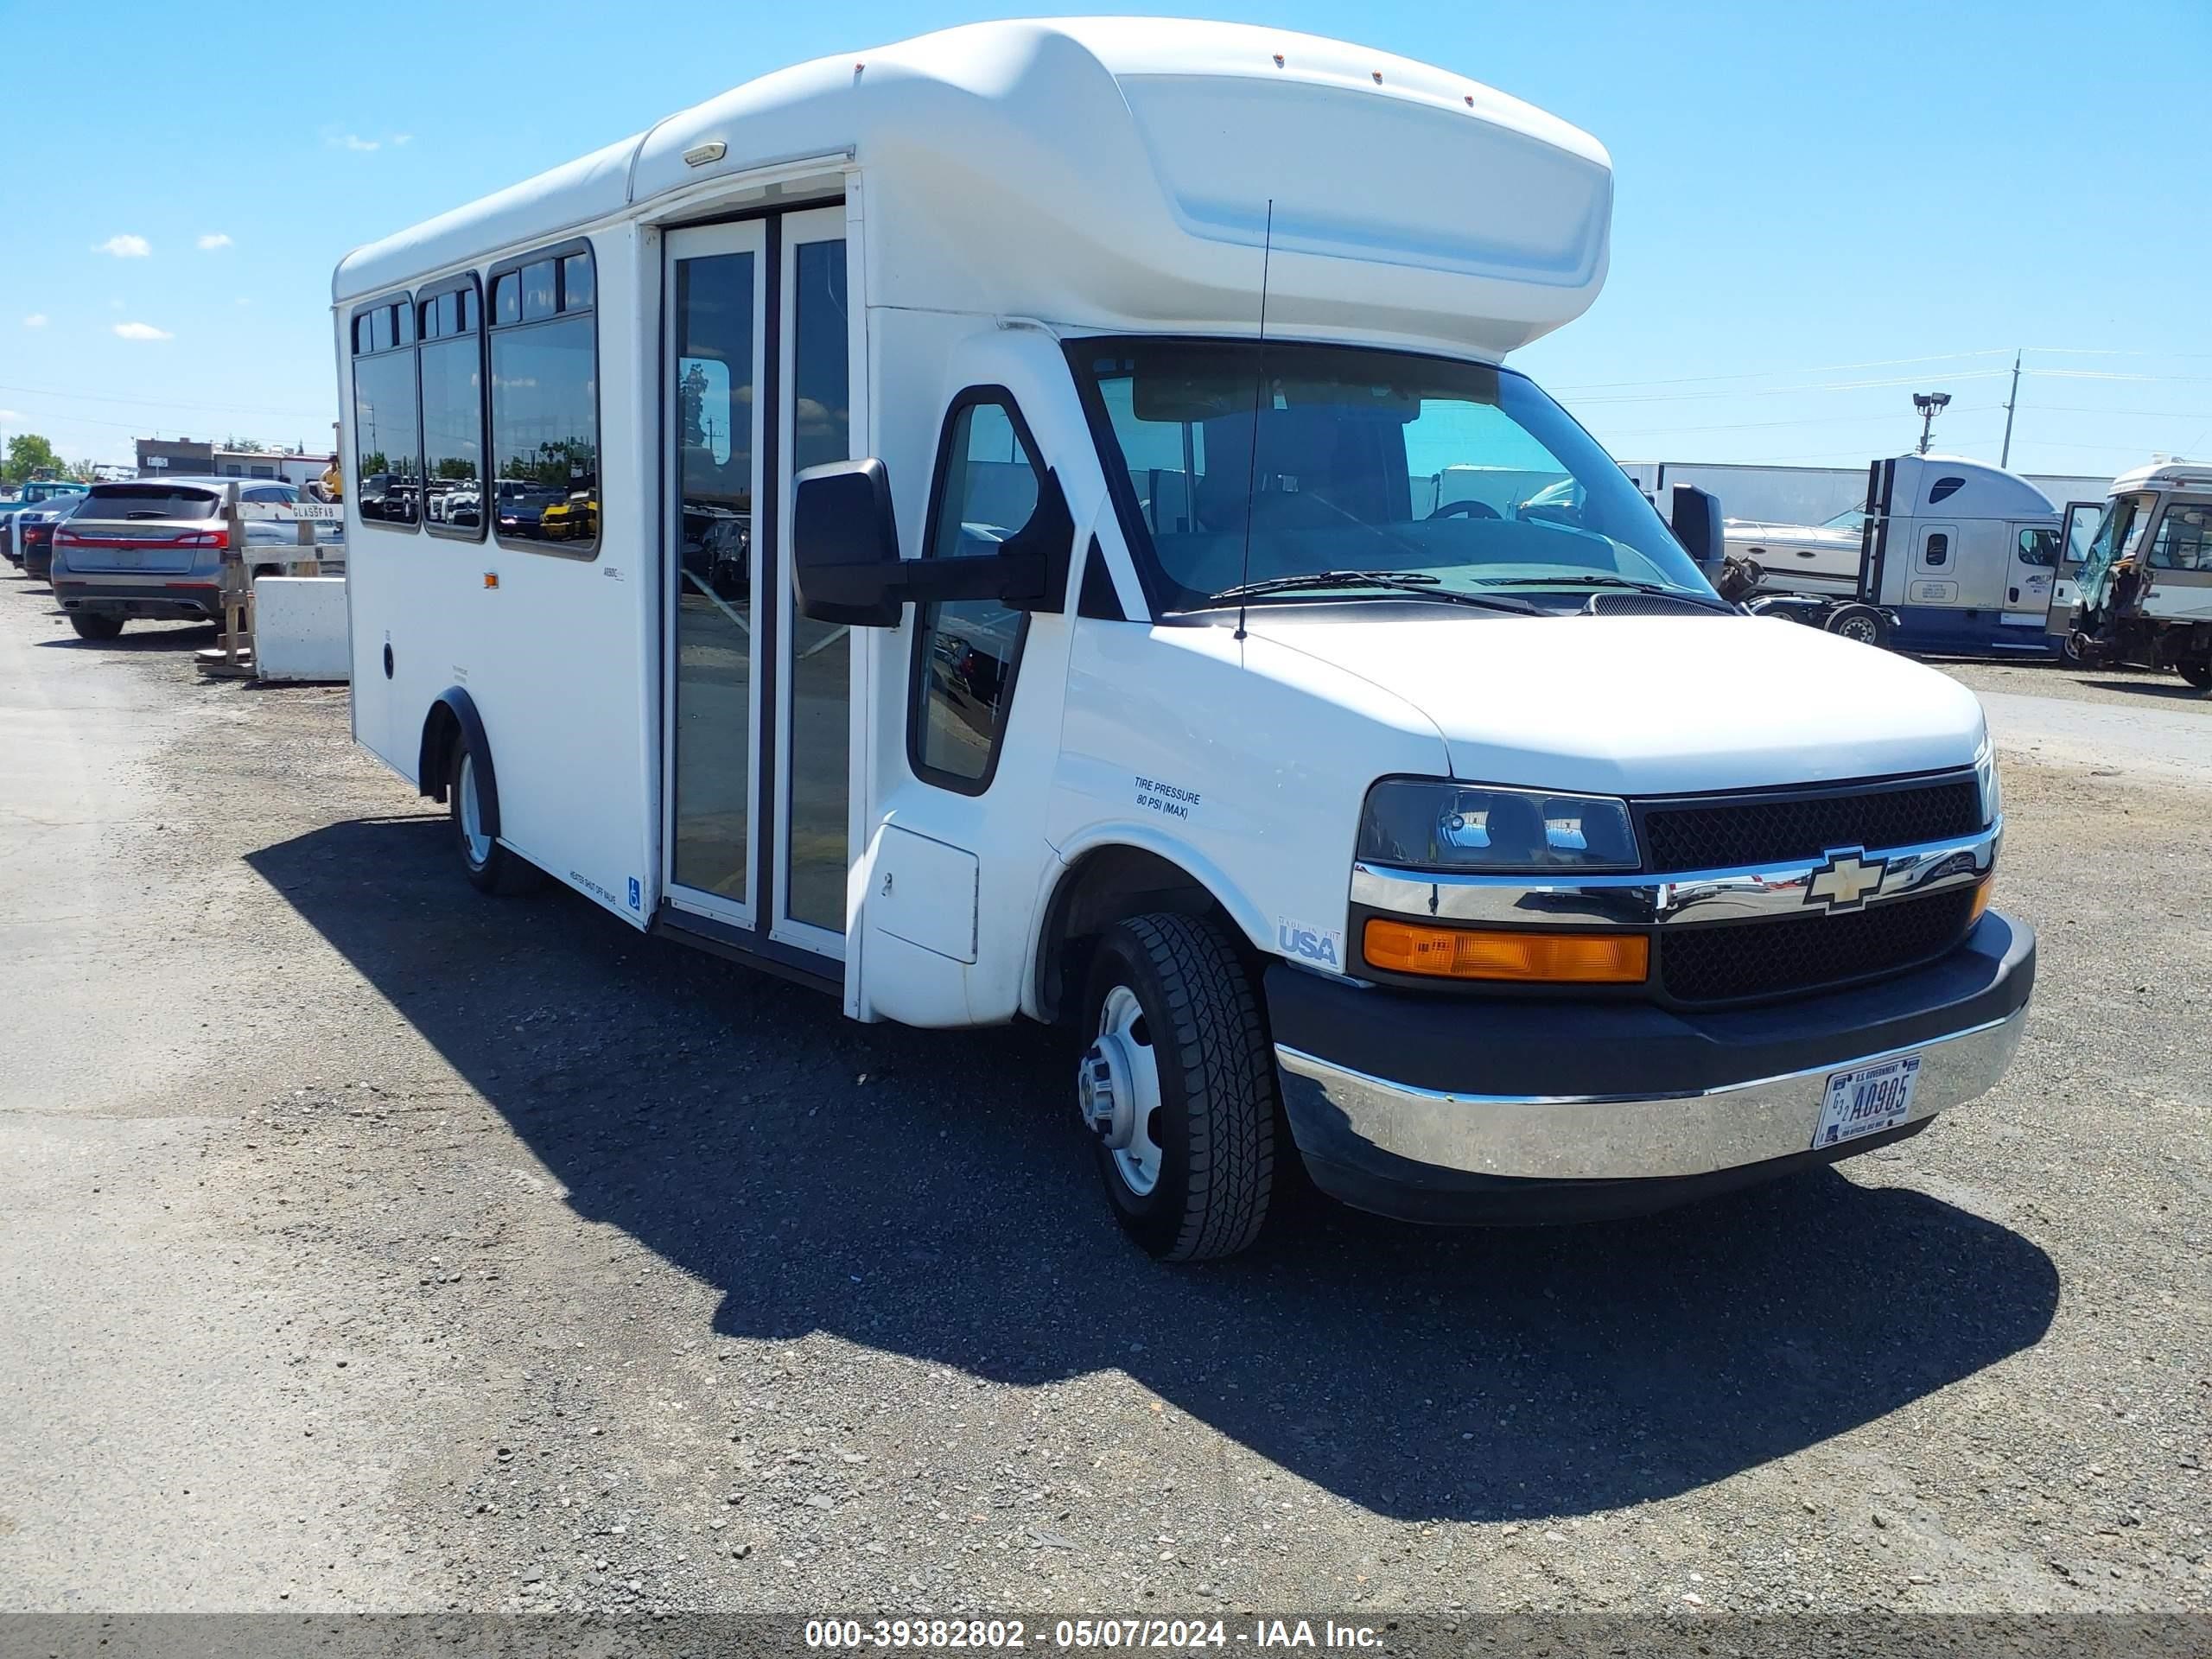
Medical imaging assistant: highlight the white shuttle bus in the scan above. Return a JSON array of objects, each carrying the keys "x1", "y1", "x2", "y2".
[{"x1": 334, "y1": 20, "x2": 2033, "y2": 1260}]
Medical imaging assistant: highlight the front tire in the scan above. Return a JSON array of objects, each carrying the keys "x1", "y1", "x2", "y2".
[
  {"x1": 448, "y1": 741, "x2": 540, "y2": 895},
  {"x1": 2180, "y1": 658, "x2": 2212, "y2": 691},
  {"x1": 69, "y1": 614, "x2": 124, "y2": 641},
  {"x1": 1077, "y1": 913, "x2": 1277, "y2": 1262}
]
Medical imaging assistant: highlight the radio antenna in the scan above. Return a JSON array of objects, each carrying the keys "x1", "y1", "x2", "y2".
[{"x1": 1234, "y1": 198, "x2": 1274, "y2": 644}]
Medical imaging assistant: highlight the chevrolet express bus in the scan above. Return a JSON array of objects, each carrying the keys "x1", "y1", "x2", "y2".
[{"x1": 333, "y1": 19, "x2": 2033, "y2": 1260}]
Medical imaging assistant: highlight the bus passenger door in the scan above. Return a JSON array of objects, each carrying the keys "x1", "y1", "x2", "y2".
[
  {"x1": 663, "y1": 220, "x2": 767, "y2": 935},
  {"x1": 660, "y1": 206, "x2": 856, "y2": 984}
]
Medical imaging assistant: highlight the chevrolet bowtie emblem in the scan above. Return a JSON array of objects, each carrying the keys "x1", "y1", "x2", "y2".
[{"x1": 1804, "y1": 849, "x2": 1887, "y2": 912}]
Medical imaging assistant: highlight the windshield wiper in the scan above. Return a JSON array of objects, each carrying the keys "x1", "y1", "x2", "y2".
[
  {"x1": 1471, "y1": 573, "x2": 1733, "y2": 613},
  {"x1": 1201, "y1": 569, "x2": 1542, "y2": 615}
]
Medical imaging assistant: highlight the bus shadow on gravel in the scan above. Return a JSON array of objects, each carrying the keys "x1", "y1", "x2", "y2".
[{"x1": 251, "y1": 815, "x2": 2061, "y2": 1525}]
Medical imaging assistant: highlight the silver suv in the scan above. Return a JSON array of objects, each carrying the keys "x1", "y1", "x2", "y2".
[{"x1": 49, "y1": 477, "x2": 343, "y2": 640}]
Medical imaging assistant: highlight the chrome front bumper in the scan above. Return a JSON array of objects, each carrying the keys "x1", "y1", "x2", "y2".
[{"x1": 1276, "y1": 1003, "x2": 2026, "y2": 1184}]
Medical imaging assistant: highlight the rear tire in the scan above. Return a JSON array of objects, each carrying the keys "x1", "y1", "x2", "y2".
[
  {"x1": 1077, "y1": 913, "x2": 1276, "y2": 1262},
  {"x1": 1824, "y1": 603, "x2": 1887, "y2": 647},
  {"x1": 68, "y1": 614, "x2": 124, "y2": 641},
  {"x1": 448, "y1": 741, "x2": 542, "y2": 895},
  {"x1": 2179, "y1": 659, "x2": 2212, "y2": 691}
]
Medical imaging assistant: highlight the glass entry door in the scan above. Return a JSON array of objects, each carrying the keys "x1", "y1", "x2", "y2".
[
  {"x1": 664, "y1": 220, "x2": 766, "y2": 928},
  {"x1": 664, "y1": 207, "x2": 855, "y2": 966},
  {"x1": 772, "y1": 207, "x2": 853, "y2": 956}
]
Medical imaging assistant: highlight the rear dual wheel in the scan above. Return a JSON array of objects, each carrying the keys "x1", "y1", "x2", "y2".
[
  {"x1": 1077, "y1": 913, "x2": 1277, "y2": 1262},
  {"x1": 448, "y1": 741, "x2": 541, "y2": 895}
]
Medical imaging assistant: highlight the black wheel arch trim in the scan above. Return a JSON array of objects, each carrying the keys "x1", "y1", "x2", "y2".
[{"x1": 418, "y1": 687, "x2": 499, "y2": 841}]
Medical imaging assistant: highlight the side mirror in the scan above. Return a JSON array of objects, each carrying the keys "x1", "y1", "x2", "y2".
[
  {"x1": 1669, "y1": 484, "x2": 1726, "y2": 581},
  {"x1": 792, "y1": 457, "x2": 1074, "y2": 627},
  {"x1": 793, "y1": 459, "x2": 905, "y2": 628}
]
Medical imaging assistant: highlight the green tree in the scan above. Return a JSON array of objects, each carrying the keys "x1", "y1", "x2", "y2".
[
  {"x1": 3, "y1": 433, "x2": 66, "y2": 485},
  {"x1": 71, "y1": 458, "x2": 97, "y2": 481}
]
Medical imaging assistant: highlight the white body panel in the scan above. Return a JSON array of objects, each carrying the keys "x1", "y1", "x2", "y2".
[{"x1": 332, "y1": 18, "x2": 1999, "y2": 1049}]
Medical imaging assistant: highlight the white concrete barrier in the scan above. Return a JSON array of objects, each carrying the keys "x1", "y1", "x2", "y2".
[{"x1": 253, "y1": 576, "x2": 350, "y2": 683}]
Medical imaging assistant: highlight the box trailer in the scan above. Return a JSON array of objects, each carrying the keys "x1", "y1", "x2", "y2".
[{"x1": 332, "y1": 19, "x2": 2032, "y2": 1260}]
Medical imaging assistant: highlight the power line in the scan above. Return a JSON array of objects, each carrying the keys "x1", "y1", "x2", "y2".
[
  {"x1": 0, "y1": 381, "x2": 330, "y2": 421},
  {"x1": 1553, "y1": 348, "x2": 2013, "y2": 394},
  {"x1": 1573, "y1": 369, "x2": 2014, "y2": 407},
  {"x1": 1599, "y1": 404, "x2": 2003, "y2": 441}
]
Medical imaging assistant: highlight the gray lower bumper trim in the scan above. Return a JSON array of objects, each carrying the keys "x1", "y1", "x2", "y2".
[{"x1": 1274, "y1": 1006, "x2": 2027, "y2": 1182}]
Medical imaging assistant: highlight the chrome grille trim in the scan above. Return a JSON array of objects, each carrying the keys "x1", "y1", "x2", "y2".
[{"x1": 1349, "y1": 821, "x2": 1999, "y2": 930}]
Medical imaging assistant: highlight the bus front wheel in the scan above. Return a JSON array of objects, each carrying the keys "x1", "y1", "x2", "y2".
[{"x1": 1077, "y1": 912, "x2": 1277, "y2": 1262}]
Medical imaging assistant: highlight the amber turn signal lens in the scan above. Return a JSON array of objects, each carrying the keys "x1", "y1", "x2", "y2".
[
  {"x1": 1968, "y1": 877, "x2": 1993, "y2": 925},
  {"x1": 1363, "y1": 919, "x2": 1649, "y2": 983}
]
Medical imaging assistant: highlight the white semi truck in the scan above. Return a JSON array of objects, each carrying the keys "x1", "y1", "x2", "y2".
[{"x1": 332, "y1": 20, "x2": 2032, "y2": 1260}]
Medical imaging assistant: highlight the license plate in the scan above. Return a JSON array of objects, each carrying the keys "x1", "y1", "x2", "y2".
[{"x1": 1814, "y1": 1052, "x2": 1923, "y2": 1149}]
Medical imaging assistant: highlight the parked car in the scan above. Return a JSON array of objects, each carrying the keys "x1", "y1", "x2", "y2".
[
  {"x1": 18, "y1": 493, "x2": 91, "y2": 582},
  {"x1": 3, "y1": 479, "x2": 89, "y2": 564},
  {"x1": 49, "y1": 477, "x2": 343, "y2": 639}
]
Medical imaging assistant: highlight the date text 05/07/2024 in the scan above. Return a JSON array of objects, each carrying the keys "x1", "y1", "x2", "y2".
[{"x1": 804, "y1": 1618, "x2": 1383, "y2": 1650}]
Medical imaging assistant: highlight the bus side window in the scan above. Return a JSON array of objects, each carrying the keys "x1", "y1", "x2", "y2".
[
  {"x1": 2017, "y1": 529, "x2": 2056, "y2": 567},
  {"x1": 909, "y1": 391, "x2": 1044, "y2": 792},
  {"x1": 2150, "y1": 505, "x2": 2212, "y2": 571}
]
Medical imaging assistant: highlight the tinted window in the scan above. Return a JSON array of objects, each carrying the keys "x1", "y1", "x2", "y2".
[
  {"x1": 423, "y1": 338, "x2": 485, "y2": 535},
  {"x1": 491, "y1": 314, "x2": 596, "y2": 549},
  {"x1": 353, "y1": 351, "x2": 423, "y2": 524},
  {"x1": 521, "y1": 259, "x2": 556, "y2": 321},
  {"x1": 2016, "y1": 527, "x2": 2058, "y2": 568},
  {"x1": 2150, "y1": 503, "x2": 2212, "y2": 571},
  {"x1": 86, "y1": 486, "x2": 219, "y2": 520},
  {"x1": 1924, "y1": 531, "x2": 1949, "y2": 568},
  {"x1": 1929, "y1": 476, "x2": 1966, "y2": 504},
  {"x1": 493, "y1": 272, "x2": 519, "y2": 326},
  {"x1": 913, "y1": 395, "x2": 1039, "y2": 787},
  {"x1": 561, "y1": 253, "x2": 594, "y2": 312}
]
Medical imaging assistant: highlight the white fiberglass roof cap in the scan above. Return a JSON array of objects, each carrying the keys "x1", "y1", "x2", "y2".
[{"x1": 335, "y1": 18, "x2": 1615, "y2": 359}]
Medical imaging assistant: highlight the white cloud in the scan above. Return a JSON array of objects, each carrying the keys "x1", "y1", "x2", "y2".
[
  {"x1": 112, "y1": 321, "x2": 173, "y2": 341},
  {"x1": 93, "y1": 233, "x2": 150, "y2": 257},
  {"x1": 393, "y1": 133, "x2": 413, "y2": 146},
  {"x1": 196, "y1": 232, "x2": 232, "y2": 251},
  {"x1": 22, "y1": 313, "x2": 47, "y2": 328},
  {"x1": 0, "y1": 409, "x2": 21, "y2": 422},
  {"x1": 335, "y1": 133, "x2": 380, "y2": 152}
]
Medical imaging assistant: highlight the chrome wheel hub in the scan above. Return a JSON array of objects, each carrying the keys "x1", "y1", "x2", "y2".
[
  {"x1": 1082, "y1": 984, "x2": 1164, "y2": 1196},
  {"x1": 459, "y1": 753, "x2": 492, "y2": 867}
]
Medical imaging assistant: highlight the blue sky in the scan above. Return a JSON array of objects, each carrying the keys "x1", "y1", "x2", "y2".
[{"x1": 3, "y1": 0, "x2": 2207, "y2": 482}]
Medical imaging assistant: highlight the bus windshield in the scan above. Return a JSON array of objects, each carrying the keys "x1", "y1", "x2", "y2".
[
  {"x1": 1076, "y1": 340, "x2": 1717, "y2": 613},
  {"x1": 2076, "y1": 492, "x2": 2152, "y2": 611}
]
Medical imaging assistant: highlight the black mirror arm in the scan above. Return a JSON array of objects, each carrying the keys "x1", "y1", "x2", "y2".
[{"x1": 890, "y1": 467, "x2": 1072, "y2": 613}]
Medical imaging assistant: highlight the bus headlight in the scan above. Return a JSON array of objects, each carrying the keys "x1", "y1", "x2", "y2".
[
  {"x1": 1357, "y1": 779, "x2": 1640, "y2": 874},
  {"x1": 1974, "y1": 736, "x2": 2002, "y2": 828}
]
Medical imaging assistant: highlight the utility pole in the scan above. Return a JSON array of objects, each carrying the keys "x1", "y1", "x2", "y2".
[{"x1": 1999, "y1": 349, "x2": 2023, "y2": 467}]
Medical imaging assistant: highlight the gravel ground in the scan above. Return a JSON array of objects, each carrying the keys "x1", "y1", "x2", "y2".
[
  {"x1": 1942, "y1": 658, "x2": 2212, "y2": 715},
  {"x1": 3, "y1": 583, "x2": 2208, "y2": 1626}
]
